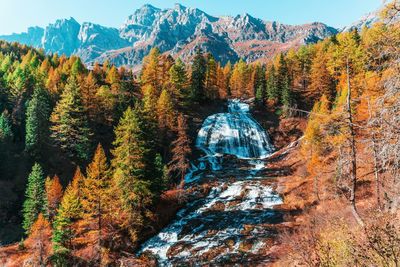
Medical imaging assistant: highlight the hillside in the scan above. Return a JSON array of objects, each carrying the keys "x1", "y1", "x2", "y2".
[{"x1": 0, "y1": 1, "x2": 399, "y2": 266}]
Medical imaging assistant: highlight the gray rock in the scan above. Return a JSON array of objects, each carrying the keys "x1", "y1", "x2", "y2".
[{"x1": 0, "y1": 4, "x2": 340, "y2": 68}]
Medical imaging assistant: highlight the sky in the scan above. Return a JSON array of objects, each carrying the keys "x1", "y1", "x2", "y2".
[{"x1": 0, "y1": 0, "x2": 383, "y2": 35}]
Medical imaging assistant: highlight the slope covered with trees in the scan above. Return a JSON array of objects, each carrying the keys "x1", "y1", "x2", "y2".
[{"x1": 0, "y1": 1, "x2": 399, "y2": 265}]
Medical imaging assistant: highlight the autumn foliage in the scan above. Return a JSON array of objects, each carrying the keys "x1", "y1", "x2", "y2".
[{"x1": 0, "y1": 2, "x2": 399, "y2": 265}]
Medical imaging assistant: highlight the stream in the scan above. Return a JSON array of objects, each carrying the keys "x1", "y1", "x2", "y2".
[{"x1": 139, "y1": 99, "x2": 283, "y2": 266}]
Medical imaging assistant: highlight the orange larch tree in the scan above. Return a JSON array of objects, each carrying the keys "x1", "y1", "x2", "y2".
[{"x1": 45, "y1": 175, "x2": 63, "y2": 221}]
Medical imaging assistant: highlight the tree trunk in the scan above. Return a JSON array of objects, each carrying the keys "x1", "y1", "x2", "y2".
[
  {"x1": 367, "y1": 98, "x2": 382, "y2": 211},
  {"x1": 311, "y1": 148, "x2": 320, "y2": 202},
  {"x1": 372, "y1": 134, "x2": 381, "y2": 210},
  {"x1": 39, "y1": 236, "x2": 45, "y2": 267},
  {"x1": 314, "y1": 174, "x2": 320, "y2": 202},
  {"x1": 98, "y1": 195, "x2": 102, "y2": 266},
  {"x1": 346, "y1": 58, "x2": 364, "y2": 226}
]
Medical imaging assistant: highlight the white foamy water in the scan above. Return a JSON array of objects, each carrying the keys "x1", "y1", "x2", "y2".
[
  {"x1": 139, "y1": 100, "x2": 282, "y2": 266},
  {"x1": 196, "y1": 99, "x2": 274, "y2": 160}
]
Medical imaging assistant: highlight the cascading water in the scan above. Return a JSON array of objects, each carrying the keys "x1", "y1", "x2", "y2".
[
  {"x1": 186, "y1": 99, "x2": 275, "y2": 182},
  {"x1": 197, "y1": 99, "x2": 274, "y2": 159},
  {"x1": 139, "y1": 100, "x2": 283, "y2": 266}
]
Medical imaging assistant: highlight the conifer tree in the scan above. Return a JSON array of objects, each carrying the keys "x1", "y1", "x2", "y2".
[
  {"x1": 81, "y1": 72, "x2": 99, "y2": 122},
  {"x1": 254, "y1": 65, "x2": 266, "y2": 104},
  {"x1": 0, "y1": 110, "x2": 13, "y2": 172},
  {"x1": 112, "y1": 106, "x2": 161, "y2": 241},
  {"x1": 267, "y1": 65, "x2": 279, "y2": 101},
  {"x1": 141, "y1": 47, "x2": 161, "y2": 91},
  {"x1": 106, "y1": 66, "x2": 121, "y2": 86},
  {"x1": 46, "y1": 68, "x2": 62, "y2": 96},
  {"x1": 296, "y1": 45, "x2": 313, "y2": 91},
  {"x1": 230, "y1": 59, "x2": 252, "y2": 98},
  {"x1": 11, "y1": 63, "x2": 35, "y2": 99},
  {"x1": 159, "y1": 54, "x2": 174, "y2": 89},
  {"x1": 255, "y1": 85, "x2": 264, "y2": 105},
  {"x1": 52, "y1": 168, "x2": 84, "y2": 259},
  {"x1": 27, "y1": 213, "x2": 52, "y2": 266},
  {"x1": 71, "y1": 57, "x2": 85, "y2": 76},
  {"x1": 205, "y1": 54, "x2": 218, "y2": 99},
  {"x1": 220, "y1": 62, "x2": 232, "y2": 98},
  {"x1": 96, "y1": 84, "x2": 118, "y2": 125},
  {"x1": 169, "y1": 58, "x2": 188, "y2": 100},
  {"x1": 281, "y1": 77, "x2": 295, "y2": 116},
  {"x1": 106, "y1": 65, "x2": 122, "y2": 100},
  {"x1": 309, "y1": 49, "x2": 336, "y2": 102},
  {"x1": 216, "y1": 63, "x2": 226, "y2": 99},
  {"x1": 45, "y1": 175, "x2": 63, "y2": 221},
  {"x1": 169, "y1": 114, "x2": 191, "y2": 186},
  {"x1": 155, "y1": 153, "x2": 167, "y2": 190},
  {"x1": 156, "y1": 89, "x2": 176, "y2": 132},
  {"x1": 0, "y1": 110, "x2": 13, "y2": 142},
  {"x1": 40, "y1": 58, "x2": 51, "y2": 75},
  {"x1": 23, "y1": 163, "x2": 47, "y2": 234},
  {"x1": 190, "y1": 48, "x2": 207, "y2": 102},
  {"x1": 25, "y1": 87, "x2": 51, "y2": 158},
  {"x1": 142, "y1": 84, "x2": 158, "y2": 120},
  {"x1": 50, "y1": 75, "x2": 92, "y2": 161},
  {"x1": 276, "y1": 53, "x2": 290, "y2": 102},
  {"x1": 229, "y1": 62, "x2": 240, "y2": 98},
  {"x1": 81, "y1": 144, "x2": 111, "y2": 265}
]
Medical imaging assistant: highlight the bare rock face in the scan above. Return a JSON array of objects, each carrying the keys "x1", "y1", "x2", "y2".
[
  {"x1": 0, "y1": 26, "x2": 44, "y2": 47},
  {"x1": 343, "y1": 9, "x2": 400, "y2": 32},
  {"x1": 76, "y1": 22, "x2": 130, "y2": 63},
  {"x1": 0, "y1": 4, "x2": 339, "y2": 67},
  {"x1": 115, "y1": 4, "x2": 337, "y2": 66},
  {"x1": 42, "y1": 17, "x2": 81, "y2": 56}
]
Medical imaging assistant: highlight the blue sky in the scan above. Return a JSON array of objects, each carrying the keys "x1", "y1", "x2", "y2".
[{"x1": 0, "y1": 0, "x2": 382, "y2": 35}]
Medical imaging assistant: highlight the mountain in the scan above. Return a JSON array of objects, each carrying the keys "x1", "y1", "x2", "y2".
[
  {"x1": 343, "y1": 3, "x2": 400, "y2": 32},
  {"x1": 0, "y1": 26, "x2": 44, "y2": 47},
  {"x1": 0, "y1": 4, "x2": 338, "y2": 68}
]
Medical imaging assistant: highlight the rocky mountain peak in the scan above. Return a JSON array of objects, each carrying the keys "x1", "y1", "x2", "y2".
[
  {"x1": 42, "y1": 17, "x2": 80, "y2": 55},
  {"x1": 173, "y1": 3, "x2": 186, "y2": 11},
  {"x1": 50, "y1": 17, "x2": 80, "y2": 29},
  {"x1": 0, "y1": 4, "x2": 341, "y2": 68},
  {"x1": 124, "y1": 4, "x2": 160, "y2": 27},
  {"x1": 342, "y1": 2, "x2": 400, "y2": 32}
]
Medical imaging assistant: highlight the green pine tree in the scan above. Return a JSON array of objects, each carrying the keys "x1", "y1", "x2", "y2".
[
  {"x1": 276, "y1": 54, "x2": 290, "y2": 103},
  {"x1": 0, "y1": 110, "x2": 13, "y2": 142},
  {"x1": 190, "y1": 48, "x2": 207, "y2": 102},
  {"x1": 154, "y1": 153, "x2": 167, "y2": 193},
  {"x1": 22, "y1": 163, "x2": 47, "y2": 234},
  {"x1": 266, "y1": 65, "x2": 279, "y2": 101},
  {"x1": 71, "y1": 57, "x2": 85, "y2": 76},
  {"x1": 50, "y1": 76, "x2": 92, "y2": 161},
  {"x1": 281, "y1": 77, "x2": 294, "y2": 117},
  {"x1": 52, "y1": 168, "x2": 84, "y2": 260},
  {"x1": 0, "y1": 110, "x2": 13, "y2": 172},
  {"x1": 255, "y1": 85, "x2": 264, "y2": 104},
  {"x1": 111, "y1": 105, "x2": 162, "y2": 241},
  {"x1": 169, "y1": 58, "x2": 188, "y2": 101},
  {"x1": 254, "y1": 65, "x2": 266, "y2": 103},
  {"x1": 25, "y1": 87, "x2": 51, "y2": 158}
]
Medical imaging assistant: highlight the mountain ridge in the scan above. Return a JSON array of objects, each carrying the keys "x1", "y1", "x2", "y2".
[{"x1": 0, "y1": 4, "x2": 339, "y2": 68}]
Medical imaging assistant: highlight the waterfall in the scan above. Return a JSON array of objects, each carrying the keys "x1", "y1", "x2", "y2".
[
  {"x1": 185, "y1": 99, "x2": 274, "y2": 182},
  {"x1": 138, "y1": 100, "x2": 281, "y2": 266},
  {"x1": 196, "y1": 99, "x2": 274, "y2": 159}
]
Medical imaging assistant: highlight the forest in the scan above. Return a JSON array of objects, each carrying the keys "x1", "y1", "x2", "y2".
[{"x1": 0, "y1": 2, "x2": 399, "y2": 266}]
